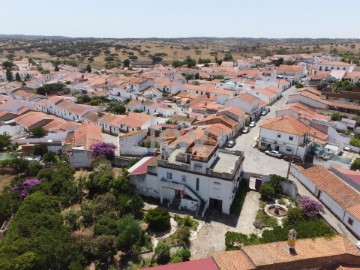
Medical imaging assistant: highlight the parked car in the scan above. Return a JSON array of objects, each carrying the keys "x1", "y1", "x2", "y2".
[
  {"x1": 265, "y1": 150, "x2": 283, "y2": 158},
  {"x1": 283, "y1": 155, "x2": 302, "y2": 163},
  {"x1": 265, "y1": 107, "x2": 271, "y2": 113},
  {"x1": 261, "y1": 111, "x2": 267, "y2": 116},
  {"x1": 226, "y1": 139, "x2": 236, "y2": 148},
  {"x1": 249, "y1": 121, "x2": 256, "y2": 127},
  {"x1": 343, "y1": 146, "x2": 351, "y2": 152},
  {"x1": 242, "y1": 127, "x2": 250, "y2": 134}
]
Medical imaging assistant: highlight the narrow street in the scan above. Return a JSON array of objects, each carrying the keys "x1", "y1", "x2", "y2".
[{"x1": 229, "y1": 86, "x2": 298, "y2": 177}]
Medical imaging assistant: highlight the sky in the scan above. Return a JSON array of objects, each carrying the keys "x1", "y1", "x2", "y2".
[{"x1": 1, "y1": 0, "x2": 360, "y2": 38}]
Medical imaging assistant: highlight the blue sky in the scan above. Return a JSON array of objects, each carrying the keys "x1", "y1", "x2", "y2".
[{"x1": 1, "y1": 0, "x2": 359, "y2": 38}]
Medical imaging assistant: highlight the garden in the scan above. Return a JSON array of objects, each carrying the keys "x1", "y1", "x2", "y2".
[{"x1": 226, "y1": 175, "x2": 336, "y2": 250}]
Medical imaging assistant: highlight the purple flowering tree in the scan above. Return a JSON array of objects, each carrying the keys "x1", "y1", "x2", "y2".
[
  {"x1": 13, "y1": 178, "x2": 42, "y2": 199},
  {"x1": 299, "y1": 196, "x2": 324, "y2": 219},
  {"x1": 91, "y1": 142, "x2": 116, "y2": 160}
]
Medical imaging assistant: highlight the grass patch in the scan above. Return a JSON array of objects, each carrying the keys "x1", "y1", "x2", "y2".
[
  {"x1": 254, "y1": 210, "x2": 278, "y2": 229},
  {"x1": 230, "y1": 179, "x2": 249, "y2": 215},
  {"x1": 174, "y1": 215, "x2": 198, "y2": 231}
]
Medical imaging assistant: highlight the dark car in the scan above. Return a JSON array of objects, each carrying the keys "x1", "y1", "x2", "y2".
[{"x1": 226, "y1": 139, "x2": 236, "y2": 148}]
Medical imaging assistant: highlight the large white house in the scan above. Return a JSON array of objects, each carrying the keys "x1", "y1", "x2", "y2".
[
  {"x1": 258, "y1": 115, "x2": 312, "y2": 160},
  {"x1": 128, "y1": 134, "x2": 244, "y2": 215}
]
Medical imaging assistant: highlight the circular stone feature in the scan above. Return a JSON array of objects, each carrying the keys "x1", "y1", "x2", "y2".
[{"x1": 265, "y1": 204, "x2": 288, "y2": 217}]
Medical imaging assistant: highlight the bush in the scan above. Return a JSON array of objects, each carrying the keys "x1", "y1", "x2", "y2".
[
  {"x1": 30, "y1": 127, "x2": 48, "y2": 138},
  {"x1": 230, "y1": 180, "x2": 249, "y2": 214},
  {"x1": 351, "y1": 158, "x2": 360, "y2": 171},
  {"x1": 174, "y1": 215, "x2": 198, "y2": 230},
  {"x1": 42, "y1": 152, "x2": 57, "y2": 163},
  {"x1": 171, "y1": 248, "x2": 191, "y2": 263},
  {"x1": 331, "y1": 112, "x2": 342, "y2": 121},
  {"x1": 259, "y1": 183, "x2": 275, "y2": 198},
  {"x1": 284, "y1": 207, "x2": 306, "y2": 226},
  {"x1": 350, "y1": 138, "x2": 360, "y2": 147},
  {"x1": 32, "y1": 144, "x2": 48, "y2": 156},
  {"x1": 155, "y1": 242, "x2": 171, "y2": 265},
  {"x1": 253, "y1": 210, "x2": 278, "y2": 229},
  {"x1": 299, "y1": 197, "x2": 324, "y2": 219},
  {"x1": 145, "y1": 207, "x2": 171, "y2": 232},
  {"x1": 117, "y1": 215, "x2": 142, "y2": 252},
  {"x1": 295, "y1": 83, "x2": 304, "y2": 89}
]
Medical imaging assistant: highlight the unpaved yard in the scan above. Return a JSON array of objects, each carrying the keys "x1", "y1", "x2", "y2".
[{"x1": 0, "y1": 174, "x2": 13, "y2": 193}]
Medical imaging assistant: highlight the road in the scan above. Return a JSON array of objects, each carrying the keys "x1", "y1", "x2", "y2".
[{"x1": 228, "y1": 86, "x2": 298, "y2": 177}]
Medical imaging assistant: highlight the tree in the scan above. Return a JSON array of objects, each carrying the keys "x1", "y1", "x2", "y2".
[
  {"x1": 155, "y1": 242, "x2": 171, "y2": 265},
  {"x1": 6, "y1": 69, "x2": 13, "y2": 82},
  {"x1": 86, "y1": 64, "x2": 92, "y2": 73},
  {"x1": 0, "y1": 192, "x2": 84, "y2": 269},
  {"x1": 299, "y1": 197, "x2": 324, "y2": 219},
  {"x1": 145, "y1": 207, "x2": 171, "y2": 232},
  {"x1": 117, "y1": 215, "x2": 142, "y2": 252},
  {"x1": 194, "y1": 73, "x2": 200, "y2": 80},
  {"x1": 108, "y1": 101, "x2": 126, "y2": 114},
  {"x1": 2, "y1": 61, "x2": 13, "y2": 70},
  {"x1": 351, "y1": 158, "x2": 360, "y2": 171},
  {"x1": 0, "y1": 132, "x2": 11, "y2": 151},
  {"x1": 295, "y1": 83, "x2": 304, "y2": 89},
  {"x1": 183, "y1": 57, "x2": 196, "y2": 68},
  {"x1": 172, "y1": 60, "x2": 183, "y2": 68},
  {"x1": 15, "y1": 72, "x2": 21, "y2": 82},
  {"x1": 42, "y1": 152, "x2": 57, "y2": 163},
  {"x1": 123, "y1": 59, "x2": 130, "y2": 68},
  {"x1": 32, "y1": 144, "x2": 48, "y2": 156},
  {"x1": 54, "y1": 65, "x2": 59, "y2": 71},
  {"x1": 91, "y1": 142, "x2": 116, "y2": 160},
  {"x1": 350, "y1": 138, "x2": 360, "y2": 147},
  {"x1": 30, "y1": 126, "x2": 48, "y2": 138}
]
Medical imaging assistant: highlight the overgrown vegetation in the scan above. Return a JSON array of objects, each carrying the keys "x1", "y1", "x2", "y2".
[{"x1": 229, "y1": 179, "x2": 249, "y2": 214}]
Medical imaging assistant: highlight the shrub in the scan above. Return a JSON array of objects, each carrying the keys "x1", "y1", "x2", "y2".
[
  {"x1": 351, "y1": 138, "x2": 360, "y2": 148},
  {"x1": 259, "y1": 183, "x2": 275, "y2": 198},
  {"x1": 299, "y1": 197, "x2": 324, "y2": 219},
  {"x1": 284, "y1": 207, "x2": 306, "y2": 226},
  {"x1": 145, "y1": 207, "x2": 171, "y2": 232},
  {"x1": 30, "y1": 127, "x2": 48, "y2": 138},
  {"x1": 155, "y1": 242, "x2": 171, "y2": 265},
  {"x1": 295, "y1": 83, "x2": 304, "y2": 89},
  {"x1": 174, "y1": 215, "x2": 198, "y2": 230},
  {"x1": 42, "y1": 152, "x2": 57, "y2": 163},
  {"x1": 171, "y1": 248, "x2": 191, "y2": 263},
  {"x1": 91, "y1": 142, "x2": 116, "y2": 160},
  {"x1": 351, "y1": 158, "x2": 360, "y2": 171},
  {"x1": 331, "y1": 112, "x2": 342, "y2": 121}
]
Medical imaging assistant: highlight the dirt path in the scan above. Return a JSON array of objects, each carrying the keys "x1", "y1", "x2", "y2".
[{"x1": 234, "y1": 191, "x2": 260, "y2": 234}]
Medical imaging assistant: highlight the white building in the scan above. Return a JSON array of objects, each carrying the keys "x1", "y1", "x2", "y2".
[
  {"x1": 258, "y1": 115, "x2": 312, "y2": 160},
  {"x1": 224, "y1": 93, "x2": 265, "y2": 120},
  {"x1": 128, "y1": 135, "x2": 244, "y2": 215},
  {"x1": 316, "y1": 62, "x2": 356, "y2": 73},
  {"x1": 290, "y1": 164, "x2": 360, "y2": 238}
]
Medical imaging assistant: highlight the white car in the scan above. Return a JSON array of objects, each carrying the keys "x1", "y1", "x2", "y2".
[
  {"x1": 265, "y1": 150, "x2": 283, "y2": 158},
  {"x1": 249, "y1": 121, "x2": 256, "y2": 127}
]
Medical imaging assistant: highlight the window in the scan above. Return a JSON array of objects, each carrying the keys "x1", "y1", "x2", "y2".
[
  {"x1": 196, "y1": 178, "x2": 199, "y2": 191},
  {"x1": 213, "y1": 182, "x2": 221, "y2": 190},
  {"x1": 277, "y1": 134, "x2": 281, "y2": 138},
  {"x1": 348, "y1": 218, "x2": 354, "y2": 226},
  {"x1": 261, "y1": 142, "x2": 266, "y2": 147},
  {"x1": 289, "y1": 136, "x2": 293, "y2": 141},
  {"x1": 181, "y1": 175, "x2": 186, "y2": 182},
  {"x1": 167, "y1": 172, "x2": 172, "y2": 180},
  {"x1": 286, "y1": 148, "x2": 292, "y2": 153}
]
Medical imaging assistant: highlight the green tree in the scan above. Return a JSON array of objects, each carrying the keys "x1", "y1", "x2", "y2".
[
  {"x1": 42, "y1": 152, "x2": 57, "y2": 163},
  {"x1": 351, "y1": 158, "x2": 360, "y2": 171},
  {"x1": 0, "y1": 192, "x2": 84, "y2": 269},
  {"x1": 32, "y1": 144, "x2": 48, "y2": 156},
  {"x1": 30, "y1": 127, "x2": 48, "y2": 138},
  {"x1": 350, "y1": 138, "x2": 360, "y2": 148},
  {"x1": 0, "y1": 132, "x2": 11, "y2": 151},
  {"x1": 117, "y1": 215, "x2": 142, "y2": 252},
  {"x1": 15, "y1": 72, "x2": 21, "y2": 82},
  {"x1": 86, "y1": 64, "x2": 92, "y2": 73},
  {"x1": 123, "y1": 59, "x2": 130, "y2": 68},
  {"x1": 6, "y1": 69, "x2": 13, "y2": 81}
]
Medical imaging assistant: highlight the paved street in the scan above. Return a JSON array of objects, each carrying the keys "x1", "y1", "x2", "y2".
[{"x1": 228, "y1": 86, "x2": 298, "y2": 177}]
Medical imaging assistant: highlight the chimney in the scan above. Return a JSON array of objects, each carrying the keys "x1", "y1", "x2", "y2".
[{"x1": 287, "y1": 229, "x2": 297, "y2": 255}]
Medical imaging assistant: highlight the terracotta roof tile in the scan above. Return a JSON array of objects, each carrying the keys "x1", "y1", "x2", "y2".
[{"x1": 261, "y1": 115, "x2": 310, "y2": 135}]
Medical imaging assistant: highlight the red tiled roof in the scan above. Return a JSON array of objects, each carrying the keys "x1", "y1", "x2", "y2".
[
  {"x1": 128, "y1": 156, "x2": 158, "y2": 175},
  {"x1": 141, "y1": 258, "x2": 218, "y2": 270},
  {"x1": 261, "y1": 115, "x2": 310, "y2": 135}
]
